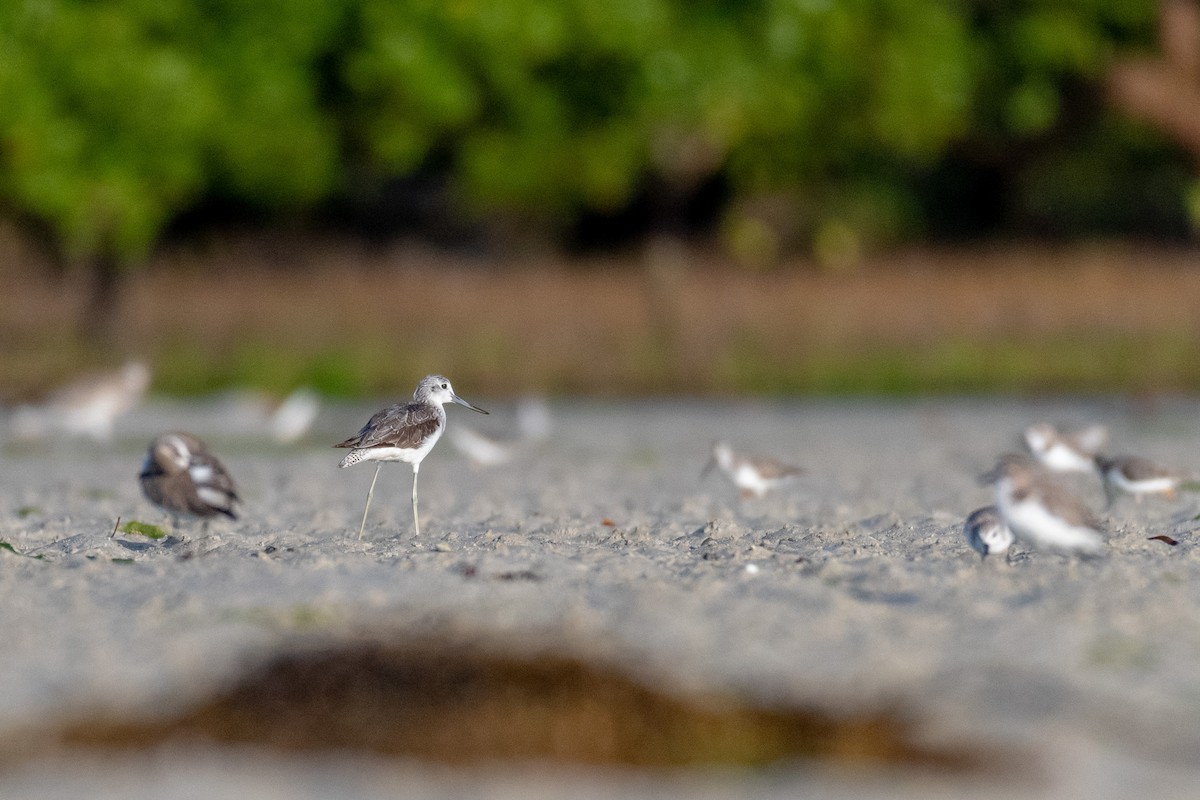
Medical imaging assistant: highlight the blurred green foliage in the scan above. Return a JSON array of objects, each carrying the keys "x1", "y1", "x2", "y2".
[
  {"x1": 0, "y1": 0, "x2": 1181, "y2": 270},
  {"x1": 0, "y1": 0, "x2": 340, "y2": 264}
]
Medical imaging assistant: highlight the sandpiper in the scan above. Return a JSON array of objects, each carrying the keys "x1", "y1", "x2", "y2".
[
  {"x1": 268, "y1": 387, "x2": 321, "y2": 444},
  {"x1": 447, "y1": 423, "x2": 514, "y2": 467},
  {"x1": 1094, "y1": 454, "x2": 1181, "y2": 507},
  {"x1": 981, "y1": 454, "x2": 1105, "y2": 557},
  {"x1": 335, "y1": 375, "x2": 487, "y2": 538},
  {"x1": 1023, "y1": 422, "x2": 1107, "y2": 473},
  {"x1": 963, "y1": 506, "x2": 1015, "y2": 560},
  {"x1": 702, "y1": 441, "x2": 803, "y2": 499},
  {"x1": 139, "y1": 432, "x2": 239, "y2": 521},
  {"x1": 11, "y1": 361, "x2": 150, "y2": 442}
]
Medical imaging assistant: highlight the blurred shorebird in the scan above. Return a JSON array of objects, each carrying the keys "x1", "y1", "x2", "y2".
[
  {"x1": 335, "y1": 375, "x2": 487, "y2": 539},
  {"x1": 139, "y1": 432, "x2": 239, "y2": 523},
  {"x1": 448, "y1": 423, "x2": 514, "y2": 467},
  {"x1": 1023, "y1": 422, "x2": 1107, "y2": 473},
  {"x1": 268, "y1": 387, "x2": 321, "y2": 444},
  {"x1": 963, "y1": 506, "x2": 1015, "y2": 560},
  {"x1": 10, "y1": 361, "x2": 150, "y2": 442},
  {"x1": 1094, "y1": 454, "x2": 1181, "y2": 507},
  {"x1": 981, "y1": 454, "x2": 1105, "y2": 557},
  {"x1": 448, "y1": 396, "x2": 554, "y2": 467},
  {"x1": 702, "y1": 441, "x2": 803, "y2": 499}
]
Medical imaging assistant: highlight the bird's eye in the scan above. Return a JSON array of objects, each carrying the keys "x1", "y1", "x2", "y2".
[{"x1": 441, "y1": 383, "x2": 447, "y2": 389}]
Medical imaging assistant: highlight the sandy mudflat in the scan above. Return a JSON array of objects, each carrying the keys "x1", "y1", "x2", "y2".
[{"x1": 2, "y1": 396, "x2": 1200, "y2": 798}]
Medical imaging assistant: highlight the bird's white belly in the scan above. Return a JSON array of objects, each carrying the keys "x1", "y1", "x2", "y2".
[
  {"x1": 356, "y1": 429, "x2": 442, "y2": 466},
  {"x1": 1037, "y1": 443, "x2": 1094, "y2": 472},
  {"x1": 1109, "y1": 471, "x2": 1176, "y2": 495},
  {"x1": 997, "y1": 488, "x2": 1103, "y2": 554},
  {"x1": 732, "y1": 464, "x2": 769, "y2": 497}
]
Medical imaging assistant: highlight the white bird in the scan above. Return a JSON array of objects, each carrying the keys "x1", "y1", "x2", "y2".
[
  {"x1": 982, "y1": 454, "x2": 1105, "y2": 557},
  {"x1": 1094, "y1": 454, "x2": 1181, "y2": 507},
  {"x1": 447, "y1": 423, "x2": 514, "y2": 467},
  {"x1": 335, "y1": 375, "x2": 487, "y2": 539},
  {"x1": 702, "y1": 441, "x2": 803, "y2": 499},
  {"x1": 963, "y1": 506, "x2": 1015, "y2": 559},
  {"x1": 1023, "y1": 422, "x2": 1107, "y2": 473},
  {"x1": 268, "y1": 387, "x2": 321, "y2": 444}
]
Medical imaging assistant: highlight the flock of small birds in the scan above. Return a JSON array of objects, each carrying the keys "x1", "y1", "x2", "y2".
[
  {"x1": 701, "y1": 420, "x2": 1186, "y2": 562},
  {"x1": 967, "y1": 422, "x2": 1185, "y2": 560},
  {"x1": 3, "y1": 366, "x2": 1190, "y2": 560},
  {"x1": 136, "y1": 374, "x2": 494, "y2": 536},
  {"x1": 4, "y1": 370, "x2": 511, "y2": 538},
  {"x1": 3, "y1": 362, "x2": 320, "y2": 532}
]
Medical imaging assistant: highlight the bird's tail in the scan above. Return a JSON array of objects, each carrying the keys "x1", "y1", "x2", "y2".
[{"x1": 338, "y1": 449, "x2": 365, "y2": 468}]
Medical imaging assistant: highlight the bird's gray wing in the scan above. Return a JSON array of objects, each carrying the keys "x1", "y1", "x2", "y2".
[
  {"x1": 1039, "y1": 481, "x2": 1103, "y2": 530},
  {"x1": 752, "y1": 456, "x2": 804, "y2": 479},
  {"x1": 1119, "y1": 456, "x2": 1173, "y2": 481},
  {"x1": 335, "y1": 402, "x2": 442, "y2": 450}
]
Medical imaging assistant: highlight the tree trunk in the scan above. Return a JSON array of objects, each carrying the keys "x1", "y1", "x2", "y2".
[
  {"x1": 80, "y1": 252, "x2": 122, "y2": 347},
  {"x1": 1108, "y1": 0, "x2": 1200, "y2": 160}
]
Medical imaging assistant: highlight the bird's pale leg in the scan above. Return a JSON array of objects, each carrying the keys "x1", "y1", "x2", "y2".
[
  {"x1": 358, "y1": 464, "x2": 382, "y2": 540},
  {"x1": 412, "y1": 464, "x2": 421, "y2": 538}
]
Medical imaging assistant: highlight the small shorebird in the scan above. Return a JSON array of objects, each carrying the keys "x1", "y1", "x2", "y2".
[
  {"x1": 981, "y1": 454, "x2": 1105, "y2": 557},
  {"x1": 1094, "y1": 454, "x2": 1181, "y2": 507},
  {"x1": 447, "y1": 423, "x2": 514, "y2": 467},
  {"x1": 960, "y1": 510, "x2": 1017, "y2": 561},
  {"x1": 335, "y1": 375, "x2": 487, "y2": 538},
  {"x1": 1023, "y1": 422, "x2": 1107, "y2": 473},
  {"x1": 448, "y1": 395, "x2": 554, "y2": 467},
  {"x1": 963, "y1": 506, "x2": 1015, "y2": 560},
  {"x1": 268, "y1": 387, "x2": 321, "y2": 444},
  {"x1": 139, "y1": 432, "x2": 239, "y2": 522},
  {"x1": 702, "y1": 441, "x2": 803, "y2": 499},
  {"x1": 10, "y1": 361, "x2": 150, "y2": 442}
]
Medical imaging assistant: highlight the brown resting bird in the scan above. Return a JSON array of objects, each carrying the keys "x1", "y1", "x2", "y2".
[{"x1": 139, "y1": 431, "x2": 239, "y2": 520}]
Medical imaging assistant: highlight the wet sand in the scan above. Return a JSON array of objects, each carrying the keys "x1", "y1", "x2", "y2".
[{"x1": 2, "y1": 397, "x2": 1200, "y2": 798}]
